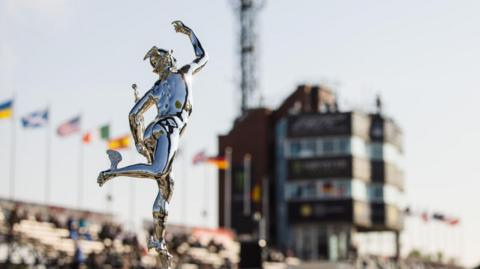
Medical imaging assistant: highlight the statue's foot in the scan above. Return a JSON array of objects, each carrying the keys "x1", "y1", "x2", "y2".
[
  {"x1": 97, "y1": 170, "x2": 113, "y2": 187},
  {"x1": 159, "y1": 251, "x2": 172, "y2": 269},
  {"x1": 107, "y1": 150, "x2": 122, "y2": 169},
  {"x1": 148, "y1": 236, "x2": 172, "y2": 267}
]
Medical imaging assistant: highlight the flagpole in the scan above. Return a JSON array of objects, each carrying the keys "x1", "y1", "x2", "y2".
[
  {"x1": 77, "y1": 113, "x2": 84, "y2": 208},
  {"x1": 203, "y1": 163, "x2": 208, "y2": 225},
  {"x1": 224, "y1": 147, "x2": 232, "y2": 229},
  {"x1": 243, "y1": 154, "x2": 251, "y2": 216},
  {"x1": 261, "y1": 176, "x2": 269, "y2": 241},
  {"x1": 129, "y1": 148, "x2": 136, "y2": 229},
  {"x1": 181, "y1": 142, "x2": 187, "y2": 225},
  {"x1": 9, "y1": 95, "x2": 16, "y2": 200},
  {"x1": 45, "y1": 105, "x2": 51, "y2": 204}
]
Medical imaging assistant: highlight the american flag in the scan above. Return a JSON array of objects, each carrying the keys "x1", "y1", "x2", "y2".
[{"x1": 57, "y1": 116, "x2": 81, "y2": 136}]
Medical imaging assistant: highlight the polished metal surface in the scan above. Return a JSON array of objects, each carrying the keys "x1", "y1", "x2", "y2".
[{"x1": 97, "y1": 20, "x2": 207, "y2": 268}]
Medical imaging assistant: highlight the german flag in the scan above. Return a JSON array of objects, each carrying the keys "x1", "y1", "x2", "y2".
[
  {"x1": 108, "y1": 135, "x2": 130, "y2": 150},
  {"x1": 207, "y1": 156, "x2": 229, "y2": 170}
]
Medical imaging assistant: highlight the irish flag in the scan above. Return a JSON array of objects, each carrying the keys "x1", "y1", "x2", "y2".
[{"x1": 83, "y1": 124, "x2": 110, "y2": 144}]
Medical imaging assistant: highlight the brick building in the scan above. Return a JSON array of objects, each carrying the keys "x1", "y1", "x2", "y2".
[{"x1": 218, "y1": 85, "x2": 404, "y2": 261}]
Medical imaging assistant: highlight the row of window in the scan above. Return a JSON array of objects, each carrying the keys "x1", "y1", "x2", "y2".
[
  {"x1": 285, "y1": 137, "x2": 404, "y2": 167},
  {"x1": 285, "y1": 179, "x2": 404, "y2": 207}
]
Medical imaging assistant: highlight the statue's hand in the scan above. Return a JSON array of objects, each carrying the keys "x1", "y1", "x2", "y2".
[{"x1": 172, "y1": 20, "x2": 191, "y2": 36}]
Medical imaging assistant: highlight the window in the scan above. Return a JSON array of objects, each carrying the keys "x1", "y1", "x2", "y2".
[
  {"x1": 368, "y1": 184, "x2": 383, "y2": 202},
  {"x1": 323, "y1": 139, "x2": 334, "y2": 154},
  {"x1": 290, "y1": 141, "x2": 302, "y2": 157},
  {"x1": 304, "y1": 182, "x2": 317, "y2": 198},
  {"x1": 370, "y1": 143, "x2": 383, "y2": 160},
  {"x1": 301, "y1": 139, "x2": 316, "y2": 157},
  {"x1": 338, "y1": 138, "x2": 350, "y2": 154}
]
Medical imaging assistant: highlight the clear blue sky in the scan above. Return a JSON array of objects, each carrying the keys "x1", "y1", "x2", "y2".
[{"x1": 1, "y1": 0, "x2": 479, "y2": 266}]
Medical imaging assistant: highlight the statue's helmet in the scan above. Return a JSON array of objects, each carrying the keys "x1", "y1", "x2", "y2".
[{"x1": 144, "y1": 46, "x2": 176, "y2": 73}]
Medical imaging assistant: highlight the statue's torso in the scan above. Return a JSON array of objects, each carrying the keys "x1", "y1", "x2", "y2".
[{"x1": 149, "y1": 72, "x2": 192, "y2": 123}]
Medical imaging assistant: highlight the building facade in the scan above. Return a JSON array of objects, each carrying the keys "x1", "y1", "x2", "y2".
[{"x1": 218, "y1": 85, "x2": 404, "y2": 261}]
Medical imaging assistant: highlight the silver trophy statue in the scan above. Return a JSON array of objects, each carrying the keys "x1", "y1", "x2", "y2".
[{"x1": 97, "y1": 20, "x2": 208, "y2": 268}]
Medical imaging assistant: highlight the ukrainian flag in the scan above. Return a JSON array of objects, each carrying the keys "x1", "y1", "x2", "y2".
[{"x1": 0, "y1": 99, "x2": 13, "y2": 119}]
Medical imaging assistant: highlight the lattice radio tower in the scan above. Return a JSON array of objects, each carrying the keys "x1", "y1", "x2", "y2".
[{"x1": 232, "y1": 0, "x2": 265, "y2": 116}]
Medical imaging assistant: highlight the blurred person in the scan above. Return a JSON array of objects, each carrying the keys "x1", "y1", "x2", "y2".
[
  {"x1": 78, "y1": 215, "x2": 92, "y2": 241},
  {"x1": 86, "y1": 252, "x2": 101, "y2": 269},
  {"x1": 7, "y1": 204, "x2": 20, "y2": 231},
  {"x1": 97, "y1": 20, "x2": 208, "y2": 265},
  {"x1": 72, "y1": 241, "x2": 85, "y2": 269},
  {"x1": 68, "y1": 218, "x2": 79, "y2": 240},
  {"x1": 47, "y1": 212, "x2": 61, "y2": 228}
]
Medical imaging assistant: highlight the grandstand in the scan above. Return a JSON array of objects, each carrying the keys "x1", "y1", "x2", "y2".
[
  {"x1": 0, "y1": 198, "x2": 240, "y2": 268},
  {"x1": 0, "y1": 198, "x2": 465, "y2": 269}
]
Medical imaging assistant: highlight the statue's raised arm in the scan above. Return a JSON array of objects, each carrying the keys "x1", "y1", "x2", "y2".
[{"x1": 172, "y1": 21, "x2": 208, "y2": 75}]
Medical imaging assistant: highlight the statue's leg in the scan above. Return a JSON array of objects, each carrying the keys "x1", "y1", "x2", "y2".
[
  {"x1": 149, "y1": 177, "x2": 176, "y2": 268},
  {"x1": 149, "y1": 173, "x2": 173, "y2": 252},
  {"x1": 147, "y1": 126, "x2": 179, "y2": 268},
  {"x1": 99, "y1": 124, "x2": 174, "y2": 181}
]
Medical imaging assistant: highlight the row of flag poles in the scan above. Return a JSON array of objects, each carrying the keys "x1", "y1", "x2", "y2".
[
  {"x1": 0, "y1": 98, "x2": 132, "y2": 207},
  {"x1": 1, "y1": 97, "x2": 227, "y2": 215},
  {"x1": 404, "y1": 207, "x2": 460, "y2": 226}
]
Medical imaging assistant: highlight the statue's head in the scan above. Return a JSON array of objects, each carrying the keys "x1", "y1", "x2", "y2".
[{"x1": 144, "y1": 46, "x2": 176, "y2": 74}]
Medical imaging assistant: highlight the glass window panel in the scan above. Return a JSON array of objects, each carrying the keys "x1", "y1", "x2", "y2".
[
  {"x1": 338, "y1": 138, "x2": 350, "y2": 154},
  {"x1": 301, "y1": 139, "x2": 316, "y2": 157},
  {"x1": 290, "y1": 141, "x2": 301, "y2": 157},
  {"x1": 305, "y1": 182, "x2": 316, "y2": 198},
  {"x1": 370, "y1": 143, "x2": 383, "y2": 160},
  {"x1": 323, "y1": 139, "x2": 334, "y2": 154}
]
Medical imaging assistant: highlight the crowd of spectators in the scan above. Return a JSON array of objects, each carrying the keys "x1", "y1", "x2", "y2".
[
  {"x1": 1, "y1": 201, "x2": 463, "y2": 269},
  {"x1": 351, "y1": 255, "x2": 464, "y2": 269},
  {"x1": 0, "y1": 201, "x2": 238, "y2": 269}
]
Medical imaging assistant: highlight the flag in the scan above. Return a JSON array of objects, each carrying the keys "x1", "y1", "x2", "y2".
[
  {"x1": 322, "y1": 181, "x2": 334, "y2": 194},
  {"x1": 0, "y1": 99, "x2": 13, "y2": 119},
  {"x1": 207, "y1": 156, "x2": 229, "y2": 170},
  {"x1": 251, "y1": 183, "x2": 261, "y2": 203},
  {"x1": 432, "y1": 213, "x2": 445, "y2": 221},
  {"x1": 82, "y1": 133, "x2": 92, "y2": 144},
  {"x1": 421, "y1": 212, "x2": 429, "y2": 222},
  {"x1": 404, "y1": 207, "x2": 411, "y2": 216},
  {"x1": 57, "y1": 116, "x2": 81, "y2": 136},
  {"x1": 108, "y1": 135, "x2": 130, "y2": 150},
  {"x1": 21, "y1": 108, "x2": 48, "y2": 128},
  {"x1": 83, "y1": 124, "x2": 110, "y2": 144},
  {"x1": 447, "y1": 218, "x2": 460, "y2": 226},
  {"x1": 192, "y1": 150, "x2": 208, "y2": 164}
]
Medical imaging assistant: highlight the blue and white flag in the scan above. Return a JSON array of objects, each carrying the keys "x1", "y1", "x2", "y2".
[{"x1": 21, "y1": 108, "x2": 49, "y2": 128}]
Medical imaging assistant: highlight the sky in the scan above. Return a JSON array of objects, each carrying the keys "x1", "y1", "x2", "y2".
[{"x1": 1, "y1": 0, "x2": 480, "y2": 266}]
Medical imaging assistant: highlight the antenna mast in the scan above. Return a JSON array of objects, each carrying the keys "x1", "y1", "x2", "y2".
[{"x1": 233, "y1": 0, "x2": 264, "y2": 116}]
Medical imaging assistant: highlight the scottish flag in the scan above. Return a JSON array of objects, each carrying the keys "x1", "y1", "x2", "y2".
[{"x1": 21, "y1": 108, "x2": 49, "y2": 128}]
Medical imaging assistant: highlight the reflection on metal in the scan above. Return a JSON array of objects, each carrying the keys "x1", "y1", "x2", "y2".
[{"x1": 97, "y1": 20, "x2": 207, "y2": 268}]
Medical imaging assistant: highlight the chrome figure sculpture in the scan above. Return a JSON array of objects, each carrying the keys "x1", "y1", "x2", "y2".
[{"x1": 97, "y1": 20, "x2": 207, "y2": 267}]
